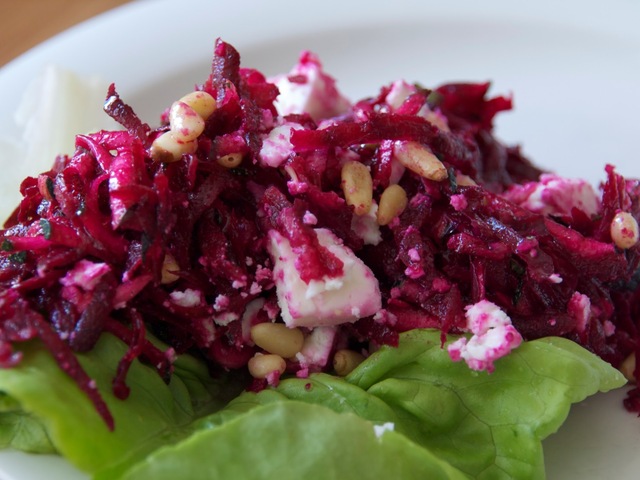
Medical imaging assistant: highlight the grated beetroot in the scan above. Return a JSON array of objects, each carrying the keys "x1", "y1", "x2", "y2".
[{"x1": 2, "y1": 39, "x2": 640, "y2": 429}]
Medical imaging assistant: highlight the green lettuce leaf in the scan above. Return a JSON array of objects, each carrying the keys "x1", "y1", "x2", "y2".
[
  {"x1": 0, "y1": 329, "x2": 626, "y2": 480},
  {"x1": 121, "y1": 401, "x2": 468, "y2": 480},
  {"x1": 0, "y1": 392, "x2": 55, "y2": 453},
  {"x1": 346, "y1": 330, "x2": 626, "y2": 479},
  {"x1": 180, "y1": 330, "x2": 625, "y2": 480},
  {"x1": 0, "y1": 333, "x2": 242, "y2": 479}
]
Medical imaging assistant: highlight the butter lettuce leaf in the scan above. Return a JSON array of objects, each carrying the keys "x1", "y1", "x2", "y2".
[
  {"x1": 0, "y1": 333, "x2": 242, "y2": 479},
  {"x1": 346, "y1": 330, "x2": 626, "y2": 479},
  {"x1": 122, "y1": 401, "x2": 468, "y2": 480},
  {"x1": 184, "y1": 330, "x2": 625, "y2": 480},
  {"x1": 0, "y1": 330, "x2": 626, "y2": 480},
  {"x1": 0, "y1": 392, "x2": 55, "y2": 453}
]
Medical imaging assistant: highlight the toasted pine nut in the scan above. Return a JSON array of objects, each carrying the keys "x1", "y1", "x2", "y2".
[
  {"x1": 393, "y1": 141, "x2": 447, "y2": 182},
  {"x1": 150, "y1": 131, "x2": 198, "y2": 163},
  {"x1": 620, "y1": 352, "x2": 636, "y2": 383},
  {"x1": 37, "y1": 175, "x2": 54, "y2": 201},
  {"x1": 333, "y1": 349, "x2": 365, "y2": 376},
  {"x1": 610, "y1": 212, "x2": 639, "y2": 249},
  {"x1": 455, "y1": 173, "x2": 477, "y2": 187},
  {"x1": 169, "y1": 101, "x2": 205, "y2": 142},
  {"x1": 179, "y1": 91, "x2": 217, "y2": 120},
  {"x1": 341, "y1": 161, "x2": 373, "y2": 216},
  {"x1": 250, "y1": 323, "x2": 304, "y2": 358},
  {"x1": 248, "y1": 353, "x2": 286, "y2": 379},
  {"x1": 217, "y1": 153, "x2": 244, "y2": 169},
  {"x1": 422, "y1": 110, "x2": 450, "y2": 132},
  {"x1": 377, "y1": 184, "x2": 408, "y2": 226},
  {"x1": 160, "y1": 253, "x2": 180, "y2": 284}
]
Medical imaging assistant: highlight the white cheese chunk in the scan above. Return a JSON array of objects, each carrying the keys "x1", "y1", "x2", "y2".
[
  {"x1": 268, "y1": 228, "x2": 382, "y2": 327},
  {"x1": 270, "y1": 52, "x2": 351, "y2": 122},
  {"x1": 447, "y1": 300, "x2": 522, "y2": 373},
  {"x1": 504, "y1": 173, "x2": 600, "y2": 218},
  {"x1": 258, "y1": 122, "x2": 303, "y2": 168},
  {"x1": 298, "y1": 326, "x2": 337, "y2": 368}
]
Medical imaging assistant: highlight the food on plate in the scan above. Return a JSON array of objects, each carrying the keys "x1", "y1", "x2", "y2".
[{"x1": 0, "y1": 39, "x2": 633, "y2": 479}]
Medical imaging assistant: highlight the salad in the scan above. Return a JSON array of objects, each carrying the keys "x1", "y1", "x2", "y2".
[{"x1": 0, "y1": 39, "x2": 634, "y2": 479}]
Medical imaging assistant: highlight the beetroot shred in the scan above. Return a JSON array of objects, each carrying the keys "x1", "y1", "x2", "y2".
[{"x1": 1, "y1": 39, "x2": 640, "y2": 429}]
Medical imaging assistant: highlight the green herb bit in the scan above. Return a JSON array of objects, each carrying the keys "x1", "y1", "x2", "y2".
[{"x1": 40, "y1": 219, "x2": 52, "y2": 240}]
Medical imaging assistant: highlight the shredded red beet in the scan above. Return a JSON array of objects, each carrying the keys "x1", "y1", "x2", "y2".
[{"x1": 2, "y1": 38, "x2": 640, "y2": 428}]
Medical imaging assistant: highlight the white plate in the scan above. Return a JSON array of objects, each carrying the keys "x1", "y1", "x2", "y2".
[{"x1": 1, "y1": 0, "x2": 640, "y2": 478}]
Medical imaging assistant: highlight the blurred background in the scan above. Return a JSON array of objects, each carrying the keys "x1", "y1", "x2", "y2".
[{"x1": 1, "y1": 0, "x2": 130, "y2": 66}]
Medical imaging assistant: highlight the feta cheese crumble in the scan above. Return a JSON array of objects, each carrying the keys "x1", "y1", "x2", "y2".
[
  {"x1": 258, "y1": 122, "x2": 303, "y2": 168},
  {"x1": 504, "y1": 173, "x2": 600, "y2": 218},
  {"x1": 60, "y1": 260, "x2": 111, "y2": 292},
  {"x1": 350, "y1": 202, "x2": 382, "y2": 246},
  {"x1": 297, "y1": 326, "x2": 337, "y2": 369},
  {"x1": 567, "y1": 292, "x2": 591, "y2": 333},
  {"x1": 59, "y1": 260, "x2": 111, "y2": 311},
  {"x1": 270, "y1": 51, "x2": 351, "y2": 122},
  {"x1": 447, "y1": 300, "x2": 523, "y2": 373},
  {"x1": 267, "y1": 228, "x2": 382, "y2": 328},
  {"x1": 169, "y1": 288, "x2": 203, "y2": 308}
]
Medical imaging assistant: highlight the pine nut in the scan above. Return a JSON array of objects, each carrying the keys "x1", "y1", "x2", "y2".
[
  {"x1": 160, "y1": 253, "x2": 180, "y2": 284},
  {"x1": 620, "y1": 352, "x2": 636, "y2": 383},
  {"x1": 610, "y1": 212, "x2": 639, "y2": 249},
  {"x1": 169, "y1": 101, "x2": 205, "y2": 142},
  {"x1": 455, "y1": 173, "x2": 477, "y2": 187},
  {"x1": 250, "y1": 323, "x2": 304, "y2": 358},
  {"x1": 393, "y1": 141, "x2": 447, "y2": 182},
  {"x1": 217, "y1": 153, "x2": 244, "y2": 169},
  {"x1": 248, "y1": 353, "x2": 286, "y2": 379},
  {"x1": 37, "y1": 175, "x2": 54, "y2": 201},
  {"x1": 150, "y1": 131, "x2": 197, "y2": 163},
  {"x1": 179, "y1": 91, "x2": 217, "y2": 120},
  {"x1": 377, "y1": 184, "x2": 408, "y2": 226},
  {"x1": 423, "y1": 110, "x2": 450, "y2": 132},
  {"x1": 333, "y1": 349, "x2": 365, "y2": 376},
  {"x1": 341, "y1": 161, "x2": 373, "y2": 216}
]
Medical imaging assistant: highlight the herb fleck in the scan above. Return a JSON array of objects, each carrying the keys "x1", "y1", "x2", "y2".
[{"x1": 40, "y1": 219, "x2": 52, "y2": 240}]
